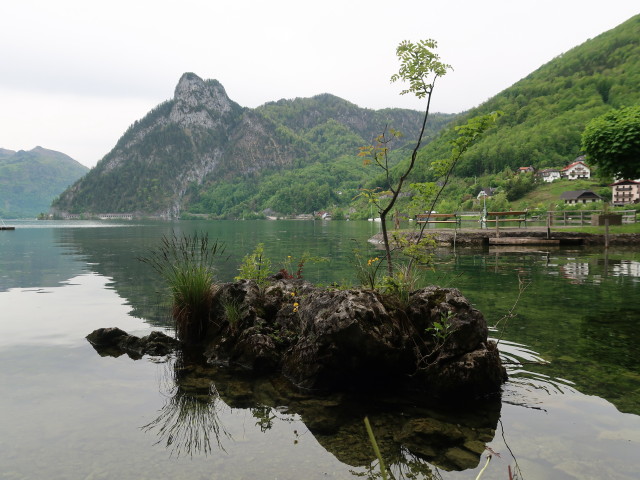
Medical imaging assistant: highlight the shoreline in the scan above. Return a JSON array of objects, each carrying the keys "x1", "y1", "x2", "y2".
[{"x1": 370, "y1": 227, "x2": 640, "y2": 247}]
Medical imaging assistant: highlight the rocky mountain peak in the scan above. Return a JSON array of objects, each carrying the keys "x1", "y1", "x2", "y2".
[{"x1": 171, "y1": 73, "x2": 235, "y2": 127}]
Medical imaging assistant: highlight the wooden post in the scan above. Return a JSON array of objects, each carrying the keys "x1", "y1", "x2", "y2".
[
  {"x1": 546, "y1": 213, "x2": 551, "y2": 240},
  {"x1": 605, "y1": 218, "x2": 610, "y2": 249},
  {"x1": 495, "y1": 214, "x2": 500, "y2": 238}
]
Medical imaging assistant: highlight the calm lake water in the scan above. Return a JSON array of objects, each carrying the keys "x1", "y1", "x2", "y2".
[{"x1": 1, "y1": 219, "x2": 639, "y2": 480}]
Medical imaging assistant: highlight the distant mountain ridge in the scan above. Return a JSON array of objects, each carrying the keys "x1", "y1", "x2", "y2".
[
  {"x1": 52, "y1": 73, "x2": 455, "y2": 218},
  {"x1": 0, "y1": 147, "x2": 88, "y2": 218}
]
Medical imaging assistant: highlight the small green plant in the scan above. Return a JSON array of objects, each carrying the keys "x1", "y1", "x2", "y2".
[
  {"x1": 427, "y1": 310, "x2": 456, "y2": 344},
  {"x1": 138, "y1": 231, "x2": 225, "y2": 344},
  {"x1": 381, "y1": 262, "x2": 422, "y2": 307},
  {"x1": 235, "y1": 243, "x2": 272, "y2": 287},
  {"x1": 221, "y1": 297, "x2": 242, "y2": 331},
  {"x1": 364, "y1": 417, "x2": 389, "y2": 480},
  {"x1": 351, "y1": 241, "x2": 385, "y2": 290}
]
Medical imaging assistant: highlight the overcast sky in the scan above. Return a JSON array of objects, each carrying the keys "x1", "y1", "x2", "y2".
[{"x1": 1, "y1": 0, "x2": 637, "y2": 168}]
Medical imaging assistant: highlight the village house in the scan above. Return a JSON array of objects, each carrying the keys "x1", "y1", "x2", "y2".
[
  {"x1": 560, "y1": 190, "x2": 602, "y2": 204},
  {"x1": 476, "y1": 187, "x2": 497, "y2": 199},
  {"x1": 610, "y1": 179, "x2": 640, "y2": 206},
  {"x1": 538, "y1": 168, "x2": 561, "y2": 183},
  {"x1": 518, "y1": 166, "x2": 535, "y2": 174},
  {"x1": 561, "y1": 157, "x2": 591, "y2": 180}
]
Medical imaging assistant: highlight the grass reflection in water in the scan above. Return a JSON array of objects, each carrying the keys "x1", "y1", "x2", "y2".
[{"x1": 142, "y1": 351, "x2": 232, "y2": 457}]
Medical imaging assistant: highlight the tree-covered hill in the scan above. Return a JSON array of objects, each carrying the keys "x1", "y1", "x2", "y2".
[
  {"x1": 0, "y1": 147, "x2": 88, "y2": 218},
  {"x1": 412, "y1": 14, "x2": 640, "y2": 181},
  {"x1": 52, "y1": 72, "x2": 456, "y2": 218}
]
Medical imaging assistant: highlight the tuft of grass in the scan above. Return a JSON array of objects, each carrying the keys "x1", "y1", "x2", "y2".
[
  {"x1": 139, "y1": 231, "x2": 225, "y2": 344},
  {"x1": 221, "y1": 297, "x2": 242, "y2": 331}
]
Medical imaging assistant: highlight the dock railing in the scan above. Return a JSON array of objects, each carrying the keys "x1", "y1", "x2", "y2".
[
  {"x1": 415, "y1": 213, "x2": 461, "y2": 228},
  {"x1": 532, "y1": 210, "x2": 637, "y2": 226}
]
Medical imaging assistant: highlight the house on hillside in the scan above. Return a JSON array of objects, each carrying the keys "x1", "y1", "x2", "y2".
[
  {"x1": 518, "y1": 166, "x2": 534, "y2": 174},
  {"x1": 561, "y1": 157, "x2": 591, "y2": 180},
  {"x1": 538, "y1": 168, "x2": 561, "y2": 183},
  {"x1": 560, "y1": 190, "x2": 602, "y2": 204},
  {"x1": 610, "y1": 179, "x2": 640, "y2": 206},
  {"x1": 476, "y1": 187, "x2": 497, "y2": 199}
]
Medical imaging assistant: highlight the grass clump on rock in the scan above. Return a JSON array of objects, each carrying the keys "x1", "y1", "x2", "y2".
[{"x1": 139, "y1": 231, "x2": 225, "y2": 344}]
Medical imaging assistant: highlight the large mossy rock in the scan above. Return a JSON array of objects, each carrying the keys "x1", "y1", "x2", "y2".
[{"x1": 204, "y1": 279, "x2": 506, "y2": 399}]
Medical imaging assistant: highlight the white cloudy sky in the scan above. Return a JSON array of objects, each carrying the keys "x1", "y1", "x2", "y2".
[{"x1": 1, "y1": 0, "x2": 637, "y2": 168}]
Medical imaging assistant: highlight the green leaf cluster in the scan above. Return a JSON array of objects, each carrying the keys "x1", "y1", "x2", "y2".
[{"x1": 581, "y1": 104, "x2": 640, "y2": 179}]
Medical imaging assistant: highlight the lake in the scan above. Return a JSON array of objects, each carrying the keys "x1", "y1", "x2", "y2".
[{"x1": 1, "y1": 219, "x2": 639, "y2": 479}]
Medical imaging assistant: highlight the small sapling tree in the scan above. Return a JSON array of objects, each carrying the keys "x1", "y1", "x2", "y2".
[{"x1": 358, "y1": 39, "x2": 451, "y2": 276}]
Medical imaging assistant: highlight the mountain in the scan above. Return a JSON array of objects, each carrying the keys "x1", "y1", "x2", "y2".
[
  {"x1": 0, "y1": 147, "x2": 88, "y2": 218},
  {"x1": 54, "y1": 15, "x2": 640, "y2": 219},
  {"x1": 51, "y1": 73, "x2": 456, "y2": 218},
  {"x1": 411, "y1": 14, "x2": 640, "y2": 181}
]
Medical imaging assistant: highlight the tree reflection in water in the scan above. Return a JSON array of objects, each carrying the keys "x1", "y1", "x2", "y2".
[{"x1": 142, "y1": 351, "x2": 232, "y2": 457}]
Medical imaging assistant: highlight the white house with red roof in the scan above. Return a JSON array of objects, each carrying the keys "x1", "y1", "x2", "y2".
[
  {"x1": 561, "y1": 157, "x2": 591, "y2": 180},
  {"x1": 610, "y1": 179, "x2": 640, "y2": 205}
]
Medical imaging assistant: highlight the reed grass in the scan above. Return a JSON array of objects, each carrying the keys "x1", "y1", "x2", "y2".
[{"x1": 139, "y1": 231, "x2": 225, "y2": 344}]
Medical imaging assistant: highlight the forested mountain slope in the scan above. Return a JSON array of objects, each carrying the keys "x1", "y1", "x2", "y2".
[
  {"x1": 0, "y1": 147, "x2": 88, "y2": 218},
  {"x1": 52, "y1": 72, "x2": 455, "y2": 218},
  {"x1": 53, "y1": 15, "x2": 639, "y2": 219},
  {"x1": 412, "y1": 14, "x2": 640, "y2": 181}
]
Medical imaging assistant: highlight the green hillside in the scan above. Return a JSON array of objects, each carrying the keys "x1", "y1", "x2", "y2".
[
  {"x1": 0, "y1": 147, "x2": 88, "y2": 218},
  {"x1": 186, "y1": 96, "x2": 455, "y2": 218},
  {"x1": 412, "y1": 14, "x2": 640, "y2": 181}
]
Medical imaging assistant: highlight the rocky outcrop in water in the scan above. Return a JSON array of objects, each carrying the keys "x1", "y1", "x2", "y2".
[
  {"x1": 203, "y1": 278, "x2": 506, "y2": 399},
  {"x1": 87, "y1": 278, "x2": 506, "y2": 399}
]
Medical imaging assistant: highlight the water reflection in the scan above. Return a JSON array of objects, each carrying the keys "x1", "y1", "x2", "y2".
[
  {"x1": 141, "y1": 352, "x2": 232, "y2": 457},
  {"x1": 135, "y1": 349, "x2": 502, "y2": 472}
]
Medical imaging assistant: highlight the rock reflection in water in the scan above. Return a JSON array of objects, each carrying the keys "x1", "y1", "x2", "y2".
[{"x1": 141, "y1": 352, "x2": 502, "y2": 472}]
